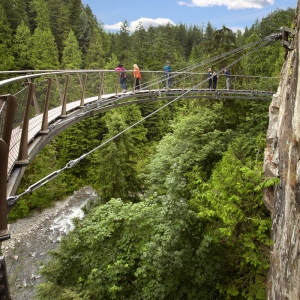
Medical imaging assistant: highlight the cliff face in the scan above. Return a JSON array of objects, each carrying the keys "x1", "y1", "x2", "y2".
[{"x1": 263, "y1": 2, "x2": 300, "y2": 299}]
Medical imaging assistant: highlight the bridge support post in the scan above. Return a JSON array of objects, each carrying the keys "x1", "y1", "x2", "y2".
[
  {"x1": 80, "y1": 74, "x2": 87, "y2": 108},
  {"x1": 0, "y1": 94, "x2": 16, "y2": 241},
  {"x1": 40, "y1": 78, "x2": 52, "y2": 135},
  {"x1": 16, "y1": 83, "x2": 34, "y2": 165},
  {"x1": 98, "y1": 72, "x2": 104, "y2": 100},
  {"x1": 0, "y1": 139, "x2": 9, "y2": 242},
  {"x1": 60, "y1": 75, "x2": 69, "y2": 118}
]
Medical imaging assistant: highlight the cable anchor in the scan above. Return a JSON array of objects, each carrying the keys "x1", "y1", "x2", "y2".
[{"x1": 280, "y1": 26, "x2": 295, "y2": 51}]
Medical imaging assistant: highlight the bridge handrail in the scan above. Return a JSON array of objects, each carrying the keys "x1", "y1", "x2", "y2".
[{"x1": 0, "y1": 69, "x2": 280, "y2": 87}]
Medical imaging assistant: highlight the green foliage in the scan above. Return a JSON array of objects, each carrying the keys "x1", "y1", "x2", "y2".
[
  {"x1": 0, "y1": 3, "x2": 14, "y2": 70},
  {"x1": 144, "y1": 106, "x2": 234, "y2": 194},
  {"x1": 188, "y1": 138, "x2": 272, "y2": 299},
  {"x1": 37, "y1": 194, "x2": 222, "y2": 300},
  {"x1": 33, "y1": 0, "x2": 51, "y2": 30},
  {"x1": 61, "y1": 29, "x2": 82, "y2": 69},
  {"x1": 12, "y1": 21, "x2": 32, "y2": 69},
  {"x1": 50, "y1": 1, "x2": 70, "y2": 59},
  {"x1": 0, "y1": 0, "x2": 29, "y2": 34},
  {"x1": 30, "y1": 27, "x2": 60, "y2": 69},
  {"x1": 84, "y1": 26, "x2": 106, "y2": 69},
  {"x1": 89, "y1": 111, "x2": 143, "y2": 202},
  {"x1": 9, "y1": 143, "x2": 67, "y2": 221}
]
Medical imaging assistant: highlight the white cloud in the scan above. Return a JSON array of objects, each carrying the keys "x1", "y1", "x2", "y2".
[
  {"x1": 178, "y1": 0, "x2": 274, "y2": 9},
  {"x1": 104, "y1": 22, "x2": 123, "y2": 31},
  {"x1": 104, "y1": 18, "x2": 175, "y2": 32},
  {"x1": 229, "y1": 26, "x2": 245, "y2": 33}
]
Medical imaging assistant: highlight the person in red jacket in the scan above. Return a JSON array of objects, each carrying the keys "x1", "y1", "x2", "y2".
[{"x1": 132, "y1": 64, "x2": 141, "y2": 90}]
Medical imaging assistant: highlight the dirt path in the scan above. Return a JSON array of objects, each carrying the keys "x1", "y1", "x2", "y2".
[{"x1": 1, "y1": 186, "x2": 97, "y2": 300}]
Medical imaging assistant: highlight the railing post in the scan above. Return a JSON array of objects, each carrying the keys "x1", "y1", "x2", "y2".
[
  {"x1": 182, "y1": 73, "x2": 186, "y2": 91},
  {"x1": 98, "y1": 72, "x2": 104, "y2": 100},
  {"x1": 234, "y1": 76, "x2": 236, "y2": 90},
  {"x1": 26, "y1": 78, "x2": 41, "y2": 115},
  {"x1": 55, "y1": 74, "x2": 64, "y2": 104},
  {"x1": 60, "y1": 75, "x2": 69, "y2": 118},
  {"x1": 16, "y1": 83, "x2": 34, "y2": 165},
  {"x1": 80, "y1": 74, "x2": 87, "y2": 108},
  {"x1": 1, "y1": 95, "x2": 17, "y2": 148},
  {"x1": 115, "y1": 74, "x2": 119, "y2": 95},
  {"x1": 133, "y1": 72, "x2": 136, "y2": 93},
  {"x1": 149, "y1": 72, "x2": 153, "y2": 92},
  {"x1": 174, "y1": 72, "x2": 177, "y2": 88},
  {"x1": 40, "y1": 78, "x2": 52, "y2": 135},
  {"x1": 271, "y1": 78, "x2": 274, "y2": 93}
]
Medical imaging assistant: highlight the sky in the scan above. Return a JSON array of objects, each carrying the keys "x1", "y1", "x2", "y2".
[{"x1": 82, "y1": 0, "x2": 296, "y2": 33}]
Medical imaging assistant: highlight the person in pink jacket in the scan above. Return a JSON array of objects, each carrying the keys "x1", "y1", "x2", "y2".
[{"x1": 115, "y1": 64, "x2": 127, "y2": 92}]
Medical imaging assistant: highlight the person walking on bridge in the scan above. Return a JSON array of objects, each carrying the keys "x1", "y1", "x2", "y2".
[
  {"x1": 223, "y1": 68, "x2": 231, "y2": 90},
  {"x1": 115, "y1": 64, "x2": 127, "y2": 92},
  {"x1": 212, "y1": 71, "x2": 218, "y2": 89},
  {"x1": 132, "y1": 64, "x2": 141, "y2": 90},
  {"x1": 164, "y1": 61, "x2": 172, "y2": 90},
  {"x1": 208, "y1": 68, "x2": 213, "y2": 89}
]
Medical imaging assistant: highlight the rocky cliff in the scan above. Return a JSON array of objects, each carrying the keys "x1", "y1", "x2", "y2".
[{"x1": 263, "y1": 2, "x2": 300, "y2": 299}]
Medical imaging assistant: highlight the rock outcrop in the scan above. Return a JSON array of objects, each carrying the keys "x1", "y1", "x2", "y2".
[{"x1": 263, "y1": 2, "x2": 300, "y2": 299}]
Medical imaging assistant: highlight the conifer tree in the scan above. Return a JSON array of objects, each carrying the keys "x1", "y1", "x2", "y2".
[
  {"x1": 204, "y1": 21, "x2": 215, "y2": 43},
  {"x1": 117, "y1": 20, "x2": 132, "y2": 63},
  {"x1": 84, "y1": 26, "x2": 106, "y2": 69},
  {"x1": 103, "y1": 53, "x2": 120, "y2": 94},
  {"x1": 68, "y1": 0, "x2": 83, "y2": 38},
  {"x1": 1, "y1": 0, "x2": 29, "y2": 34},
  {"x1": 187, "y1": 24, "x2": 204, "y2": 55},
  {"x1": 32, "y1": 0, "x2": 51, "y2": 30},
  {"x1": 12, "y1": 21, "x2": 32, "y2": 69},
  {"x1": 92, "y1": 111, "x2": 142, "y2": 202},
  {"x1": 117, "y1": 105, "x2": 148, "y2": 153},
  {"x1": 30, "y1": 27, "x2": 60, "y2": 69},
  {"x1": 68, "y1": 0, "x2": 93, "y2": 55},
  {"x1": 131, "y1": 22, "x2": 148, "y2": 67},
  {"x1": 189, "y1": 138, "x2": 272, "y2": 299},
  {"x1": 48, "y1": 0, "x2": 70, "y2": 59},
  {"x1": 61, "y1": 29, "x2": 82, "y2": 69},
  {"x1": 0, "y1": 3, "x2": 14, "y2": 70}
]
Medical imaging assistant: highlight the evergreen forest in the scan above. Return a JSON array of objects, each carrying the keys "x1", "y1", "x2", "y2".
[{"x1": 0, "y1": 0, "x2": 296, "y2": 298}]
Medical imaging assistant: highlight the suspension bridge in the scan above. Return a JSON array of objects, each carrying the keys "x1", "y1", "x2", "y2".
[{"x1": 0, "y1": 28, "x2": 294, "y2": 299}]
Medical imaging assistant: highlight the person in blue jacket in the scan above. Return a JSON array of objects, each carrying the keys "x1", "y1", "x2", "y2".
[{"x1": 164, "y1": 61, "x2": 172, "y2": 90}]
